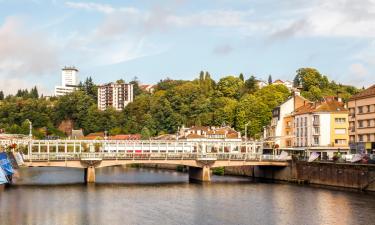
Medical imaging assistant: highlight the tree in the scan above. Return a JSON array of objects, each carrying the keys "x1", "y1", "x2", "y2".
[
  {"x1": 216, "y1": 76, "x2": 244, "y2": 99},
  {"x1": 268, "y1": 75, "x2": 273, "y2": 84},
  {"x1": 81, "y1": 77, "x2": 97, "y2": 101},
  {"x1": 239, "y1": 73, "x2": 244, "y2": 81},
  {"x1": 30, "y1": 86, "x2": 39, "y2": 99},
  {"x1": 0, "y1": 91, "x2": 4, "y2": 100},
  {"x1": 244, "y1": 76, "x2": 258, "y2": 93},
  {"x1": 293, "y1": 74, "x2": 301, "y2": 88},
  {"x1": 141, "y1": 127, "x2": 151, "y2": 139},
  {"x1": 129, "y1": 77, "x2": 143, "y2": 97}
]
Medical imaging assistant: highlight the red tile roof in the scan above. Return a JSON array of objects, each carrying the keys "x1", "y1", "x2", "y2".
[{"x1": 349, "y1": 85, "x2": 375, "y2": 100}]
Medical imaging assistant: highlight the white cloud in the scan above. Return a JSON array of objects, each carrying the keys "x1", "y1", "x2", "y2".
[
  {"x1": 65, "y1": 2, "x2": 115, "y2": 14},
  {"x1": 0, "y1": 16, "x2": 59, "y2": 78}
]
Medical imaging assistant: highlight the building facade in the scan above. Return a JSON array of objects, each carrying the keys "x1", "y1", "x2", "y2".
[
  {"x1": 97, "y1": 82, "x2": 134, "y2": 111},
  {"x1": 54, "y1": 66, "x2": 79, "y2": 96},
  {"x1": 348, "y1": 85, "x2": 375, "y2": 154},
  {"x1": 293, "y1": 97, "x2": 349, "y2": 159},
  {"x1": 264, "y1": 91, "x2": 309, "y2": 149}
]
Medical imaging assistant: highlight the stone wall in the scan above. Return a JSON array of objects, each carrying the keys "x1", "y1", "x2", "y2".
[
  {"x1": 296, "y1": 162, "x2": 375, "y2": 191},
  {"x1": 225, "y1": 161, "x2": 375, "y2": 192}
]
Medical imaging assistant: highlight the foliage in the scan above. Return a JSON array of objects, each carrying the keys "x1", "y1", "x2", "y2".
[
  {"x1": 212, "y1": 167, "x2": 225, "y2": 175},
  {"x1": 293, "y1": 68, "x2": 360, "y2": 102},
  {"x1": 0, "y1": 68, "x2": 361, "y2": 139}
]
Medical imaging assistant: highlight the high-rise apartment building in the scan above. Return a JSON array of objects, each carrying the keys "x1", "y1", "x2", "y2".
[
  {"x1": 97, "y1": 82, "x2": 134, "y2": 111},
  {"x1": 348, "y1": 85, "x2": 375, "y2": 154},
  {"x1": 54, "y1": 66, "x2": 79, "y2": 96}
]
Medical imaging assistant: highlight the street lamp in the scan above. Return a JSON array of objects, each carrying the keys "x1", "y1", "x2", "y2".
[
  {"x1": 244, "y1": 121, "x2": 251, "y2": 141},
  {"x1": 25, "y1": 119, "x2": 32, "y2": 139}
]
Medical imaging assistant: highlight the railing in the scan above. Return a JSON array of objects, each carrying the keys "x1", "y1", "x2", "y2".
[{"x1": 23, "y1": 153, "x2": 286, "y2": 162}]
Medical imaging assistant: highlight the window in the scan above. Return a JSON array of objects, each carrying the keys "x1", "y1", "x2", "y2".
[
  {"x1": 335, "y1": 118, "x2": 346, "y2": 124},
  {"x1": 359, "y1": 135, "x2": 364, "y2": 142},
  {"x1": 305, "y1": 127, "x2": 308, "y2": 137},
  {"x1": 304, "y1": 117, "x2": 307, "y2": 126},
  {"x1": 358, "y1": 106, "x2": 363, "y2": 114},
  {"x1": 367, "y1": 134, "x2": 371, "y2": 142},
  {"x1": 314, "y1": 127, "x2": 320, "y2": 135},
  {"x1": 358, "y1": 121, "x2": 364, "y2": 128},
  {"x1": 334, "y1": 128, "x2": 346, "y2": 135},
  {"x1": 335, "y1": 139, "x2": 346, "y2": 145},
  {"x1": 314, "y1": 137, "x2": 319, "y2": 145}
]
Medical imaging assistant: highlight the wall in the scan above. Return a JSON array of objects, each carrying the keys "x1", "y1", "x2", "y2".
[{"x1": 225, "y1": 161, "x2": 375, "y2": 192}]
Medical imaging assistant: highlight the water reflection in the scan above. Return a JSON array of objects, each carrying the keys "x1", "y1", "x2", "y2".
[{"x1": 1, "y1": 167, "x2": 375, "y2": 225}]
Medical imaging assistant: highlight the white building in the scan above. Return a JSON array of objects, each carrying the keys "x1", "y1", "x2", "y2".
[
  {"x1": 54, "y1": 66, "x2": 79, "y2": 96},
  {"x1": 293, "y1": 97, "x2": 349, "y2": 159},
  {"x1": 264, "y1": 91, "x2": 309, "y2": 148},
  {"x1": 97, "y1": 82, "x2": 134, "y2": 111},
  {"x1": 273, "y1": 79, "x2": 294, "y2": 90}
]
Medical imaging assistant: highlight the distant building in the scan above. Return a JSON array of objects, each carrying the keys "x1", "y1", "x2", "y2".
[
  {"x1": 140, "y1": 84, "x2": 155, "y2": 93},
  {"x1": 178, "y1": 126, "x2": 241, "y2": 142},
  {"x1": 293, "y1": 96, "x2": 349, "y2": 158},
  {"x1": 348, "y1": 85, "x2": 375, "y2": 154},
  {"x1": 256, "y1": 80, "x2": 268, "y2": 89},
  {"x1": 54, "y1": 66, "x2": 79, "y2": 96},
  {"x1": 97, "y1": 82, "x2": 134, "y2": 111},
  {"x1": 273, "y1": 79, "x2": 293, "y2": 90}
]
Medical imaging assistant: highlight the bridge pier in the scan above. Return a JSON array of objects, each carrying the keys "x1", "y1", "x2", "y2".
[
  {"x1": 84, "y1": 166, "x2": 96, "y2": 183},
  {"x1": 188, "y1": 166, "x2": 211, "y2": 182}
]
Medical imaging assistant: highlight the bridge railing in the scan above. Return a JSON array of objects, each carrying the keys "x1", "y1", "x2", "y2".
[{"x1": 23, "y1": 153, "x2": 287, "y2": 162}]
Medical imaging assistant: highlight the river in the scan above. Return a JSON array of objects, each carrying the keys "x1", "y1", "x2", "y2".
[{"x1": 1, "y1": 166, "x2": 375, "y2": 225}]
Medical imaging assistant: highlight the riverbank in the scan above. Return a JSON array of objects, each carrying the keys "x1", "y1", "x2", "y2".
[{"x1": 224, "y1": 161, "x2": 375, "y2": 192}]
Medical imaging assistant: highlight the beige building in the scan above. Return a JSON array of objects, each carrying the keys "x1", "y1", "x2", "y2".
[
  {"x1": 293, "y1": 97, "x2": 349, "y2": 159},
  {"x1": 348, "y1": 85, "x2": 375, "y2": 154},
  {"x1": 97, "y1": 82, "x2": 134, "y2": 111}
]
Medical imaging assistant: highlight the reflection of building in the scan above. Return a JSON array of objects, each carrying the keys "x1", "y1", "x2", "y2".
[
  {"x1": 293, "y1": 96, "x2": 349, "y2": 159},
  {"x1": 54, "y1": 66, "x2": 79, "y2": 96},
  {"x1": 348, "y1": 85, "x2": 375, "y2": 154},
  {"x1": 264, "y1": 91, "x2": 308, "y2": 149},
  {"x1": 97, "y1": 82, "x2": 134, "y2": 111}
]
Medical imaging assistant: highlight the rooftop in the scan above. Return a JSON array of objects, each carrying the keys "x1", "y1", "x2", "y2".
[
  {"x1": 294, "y1": 97, "x2": 347, "y2": 115},
  {"x1": 349, "y1": 85, "x2": 375, "y2": 100}
]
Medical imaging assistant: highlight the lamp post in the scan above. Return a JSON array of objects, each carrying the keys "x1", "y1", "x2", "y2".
[
  {"x1": 25, "y1": 119, "x2": 32, "y2": 158},
  {"x1": 244, "y1": 121, "x2": 251, "y2": 141}
]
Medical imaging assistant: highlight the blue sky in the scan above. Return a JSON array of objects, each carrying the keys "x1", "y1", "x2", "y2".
[{"x1": 0, "y1": 0, "x2": 374, "y2": 94}]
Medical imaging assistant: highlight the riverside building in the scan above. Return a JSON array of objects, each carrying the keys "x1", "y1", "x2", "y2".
[
  {"x1": 348, "y1": 85, "x2": 375, "y2": 154},
  {"x1": 54, "y1": 66, "x2": 79, "y2": 96},
  {"x1": 97, "y1": 82, "x2": 134, "y2": 111},
  {"x1": 293, "y1": 96, "x2": 349, "y2": 159}
]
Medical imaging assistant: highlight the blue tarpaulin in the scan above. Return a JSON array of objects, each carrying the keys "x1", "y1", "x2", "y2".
[
  {"x1": 0, "y1": 167, "x2": 8, "y2": 184},
  {"x1": 0, "y1": 152, "x2": 14, "y2": 176}
]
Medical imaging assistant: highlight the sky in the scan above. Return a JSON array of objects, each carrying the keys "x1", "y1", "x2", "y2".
[{"x1": 0, "y1": 0, "x2": 374, "y2": 95}]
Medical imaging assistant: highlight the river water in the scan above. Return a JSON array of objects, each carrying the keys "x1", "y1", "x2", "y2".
[{"x1": 1, "y1": 167, "x2": 375, "y2": 225}]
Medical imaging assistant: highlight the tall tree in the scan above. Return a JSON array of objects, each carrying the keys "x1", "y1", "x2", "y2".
[
  {"x1": 0, "y1": 90, "x2": 4, "y2": 100},
  {"x1": 129, "y1": 77, "x2": 143, "y2": 97},
  {"x1": 30, "y1": 86, "x2": 39, "y2": 99},
  {"x1": 239, "y1": 73, "x2": 244, "y2": 82},
  {"x1": 245, "y1": 75, "x2": 258, "y2": 93},
  {"x1": 268, "y1": 75, "x2": 273, "y2": 85}
]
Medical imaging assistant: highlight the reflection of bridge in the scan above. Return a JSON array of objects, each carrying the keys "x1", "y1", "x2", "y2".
[{"x1": 4, "y1": 140, "x2": 288, "y2": 182}]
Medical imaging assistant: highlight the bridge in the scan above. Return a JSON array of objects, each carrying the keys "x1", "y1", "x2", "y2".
[{"x1": 2, "y1": 140, "x2": 288, "y2": 182}]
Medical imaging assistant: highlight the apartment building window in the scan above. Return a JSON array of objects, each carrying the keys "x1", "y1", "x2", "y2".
[
  {"x1": 367, "y1": 134, "x2": 371, "y2": 142},
  {"x1": 313, "y1": 115, "x2": 320, "y2": 125},
  {"x1": 304, "y1": 117, "x2": 307, "y2": 126},
  {"x1": 314, "y1": 137, "x2": 319, "y2": 145},
  {"x1": 359, "y1": 135, "x2": 364, "y2": 142},
  {"x1": 305, "y1": 127, "x2": 308, "y2": 137},
  {"x1": 335, "y1": 139, "x2": 346, "y2": 145},
  {"x1": 296, "y1": 118, "x2": 299, "y2": 127},
  {"x1": 358, "y1": 106, "x2": 363, "y2": 114},
  {"x1": 314, "y1": 127, "x2": 320, "y2": 135},
  {"x1": 335, "y1": 118, "x2": 346, "y2": 124},
  {"x1": 334, "y1": 128, "x2": 346, "y2": 135},
  {"x1": 358, "y1": 120, "x2": 364, "y2": 128}
]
